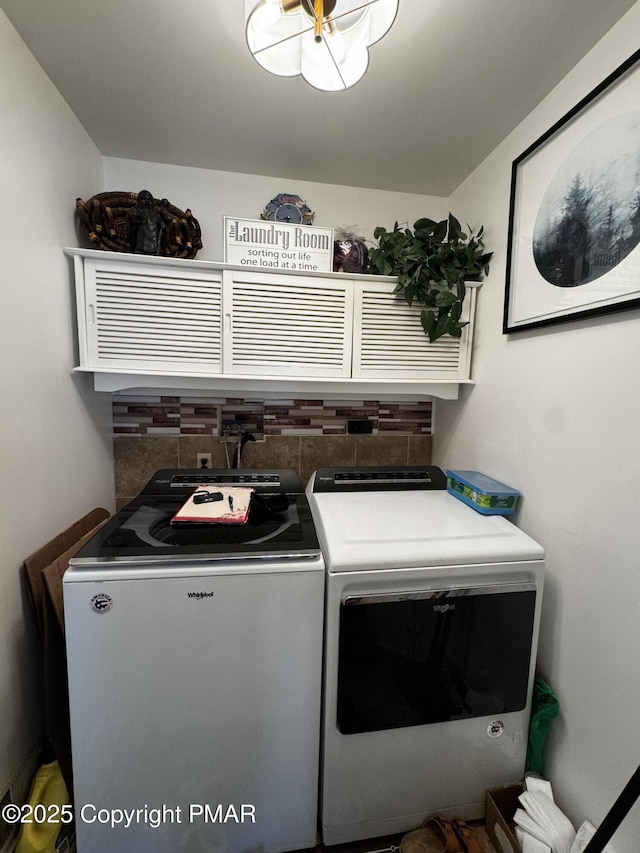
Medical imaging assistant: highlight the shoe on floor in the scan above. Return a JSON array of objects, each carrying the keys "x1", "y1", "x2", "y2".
[{"x1": 400, "y1": 816, "x2": 482, "y2": 853}]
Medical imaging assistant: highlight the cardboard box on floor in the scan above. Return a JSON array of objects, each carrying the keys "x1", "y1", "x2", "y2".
[
  {"x1": 23, "y1": 507, "x2": 111, "y2": 794},
  {"x1": 485, "y1": 783, "x2": 524, "y2": 853}
]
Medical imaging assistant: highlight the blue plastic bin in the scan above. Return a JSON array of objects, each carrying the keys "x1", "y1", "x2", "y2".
[{"x1": 445, "y1": 469, "x2": 521, "y2": 515}]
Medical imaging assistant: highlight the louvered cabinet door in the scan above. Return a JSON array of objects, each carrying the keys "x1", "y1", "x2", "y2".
[
  {"x1": 82, "y1": 259, "x2": 223, "y2": 373},
  {"x1": 226, "y1": 272, "x2": 353, "y2": 377},
  {"x1": 352, "y1": 280, "x2": 475, "y2": 380}
]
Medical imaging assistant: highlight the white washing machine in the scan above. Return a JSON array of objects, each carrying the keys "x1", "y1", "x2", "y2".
[
  {"x1": 307, "y1": 466, "x2": 545, "y2": 846},
  {"x1": 64, "y1": 469, "x2": 324, "y2": 853}
]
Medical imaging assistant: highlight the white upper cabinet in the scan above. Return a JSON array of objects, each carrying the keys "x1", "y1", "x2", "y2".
[
  {"x1": 224, "y1": 270, "x2": 352, "y2": 378},
  {"x1": 353, "y1": 278, "x2": 474, "y2": 380},
  {"x1": 81, "y1": 257, "x2": 223, "y2": 373},
  {"x1": 68, "y1": 249, "x2": 479, "y2": 400}
]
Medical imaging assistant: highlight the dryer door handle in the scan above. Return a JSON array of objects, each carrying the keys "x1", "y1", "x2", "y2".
[{"x1": 342, "y1": 580, "x2": 536, "y2": 606}]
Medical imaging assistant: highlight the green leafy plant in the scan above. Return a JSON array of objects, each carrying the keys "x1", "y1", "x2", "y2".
[{"x1": 367, "y1": 214, "x2": 493, "y2": 342}]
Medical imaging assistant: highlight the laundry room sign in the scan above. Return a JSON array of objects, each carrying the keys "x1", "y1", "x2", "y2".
[{"x1": 224, "y1": 217, "x2": 334, "y2": 273}]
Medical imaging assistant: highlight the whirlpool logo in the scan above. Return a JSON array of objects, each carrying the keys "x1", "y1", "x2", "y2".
[
  {"x1": 187, "y1": 591, "x2": 215, "y2": 600},
  {"x1": 433, "y1": 603, "x2": 456, "y2": 613}
]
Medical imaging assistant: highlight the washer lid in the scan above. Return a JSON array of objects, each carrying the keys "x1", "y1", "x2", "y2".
[
  {"x1": 69, "y1": 491, "x2": 320, "y2": 568},
  {"x1": 308, "y1": 490, "x2": 544, "y2": 570}
]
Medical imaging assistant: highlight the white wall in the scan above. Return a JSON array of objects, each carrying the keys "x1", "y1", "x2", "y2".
[
  {"x1": 437, "y1": 5, "x2": 640, "y2": 850},
  {"x1": 0, "y1": 11, "x2": 114, "y2": 789},
  {"x1": 103, "y1": 157, "x2": 449, "y2": 261}
]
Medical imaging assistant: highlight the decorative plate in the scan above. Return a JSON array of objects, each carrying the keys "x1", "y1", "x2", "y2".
[{"x1": 261, "y1": 194, "x2": 314, "y2": 225}]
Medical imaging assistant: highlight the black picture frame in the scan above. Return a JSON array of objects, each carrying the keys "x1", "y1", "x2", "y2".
[{"x1": 503, "y1": 47, "x2": 640, "y2": 334}]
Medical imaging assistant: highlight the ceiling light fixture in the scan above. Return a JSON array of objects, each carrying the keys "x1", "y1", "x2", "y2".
[{"x1": 245, "y1": 0, "x2": 399, "y2": 92}]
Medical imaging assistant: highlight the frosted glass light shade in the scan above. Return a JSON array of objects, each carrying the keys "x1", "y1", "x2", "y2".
[{"x1": 245, "y1": 0, "x2": 399, "y2": 91}]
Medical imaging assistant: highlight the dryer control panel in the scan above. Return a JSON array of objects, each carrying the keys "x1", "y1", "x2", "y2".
[{"x1": 310, "y1": 465, "x2": 447, "y2": 492}]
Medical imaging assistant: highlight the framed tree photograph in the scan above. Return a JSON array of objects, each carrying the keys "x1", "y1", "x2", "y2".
[{"x1": 504, "y1": 47, "x2": 640, "y2": 333}]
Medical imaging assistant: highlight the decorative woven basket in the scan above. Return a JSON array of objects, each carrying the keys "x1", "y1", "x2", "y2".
[{"x1": 76, "y1": 190, "x2": 203, "y2": 259}]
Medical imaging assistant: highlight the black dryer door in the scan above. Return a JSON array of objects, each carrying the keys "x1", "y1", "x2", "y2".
[{"x1": 337, "y1": 582, "x2": 537, "y2": 734}]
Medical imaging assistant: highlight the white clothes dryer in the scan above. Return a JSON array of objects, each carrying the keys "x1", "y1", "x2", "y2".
[{"x1": 307, "y1": 466, "x2": 545, "y2": 846}]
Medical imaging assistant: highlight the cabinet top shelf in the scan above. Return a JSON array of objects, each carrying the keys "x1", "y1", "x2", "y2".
[
  {"x1": 64, "y1": 246, "x2": 394, "y2": 283},
  {"x1": 65, "y1": 247, "x2": 482, "y2": 288}
]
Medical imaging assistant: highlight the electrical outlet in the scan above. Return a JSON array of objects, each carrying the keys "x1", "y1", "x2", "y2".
[{"x1": 196, "y1": 453, "x2": 212, "y2": 469}]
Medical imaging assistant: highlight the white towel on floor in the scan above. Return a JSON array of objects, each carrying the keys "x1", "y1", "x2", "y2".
[
  {"x1": 525, "y1": 773, "x2": 555, "y2": 802},
  {"x1": 569, "y1": 820, "x2": 615, "y2": 853},
  {"x1": 515, "y1": 808, "x2": 554, "y2": 846},
  {"x1": 516, "y1": 825, "x2": 553, "y2": 853},
  {"x1": 515, "y1": 790, "x2": 576, "y2": 853}
]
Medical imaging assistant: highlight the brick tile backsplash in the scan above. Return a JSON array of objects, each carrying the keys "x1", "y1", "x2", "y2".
[{"x1": 113, "y1": 395, "x2": 432, "y2": 436}]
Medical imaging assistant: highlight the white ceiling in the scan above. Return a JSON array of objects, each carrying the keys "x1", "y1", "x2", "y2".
[{"x1": 2, "y1": 0, "x2": 636, "y2": 196}]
